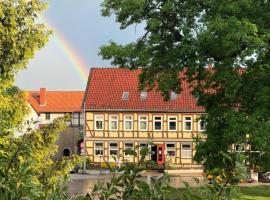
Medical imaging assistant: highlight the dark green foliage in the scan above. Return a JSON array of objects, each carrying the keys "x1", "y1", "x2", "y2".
[
  {"x1": 0, "y1": 1, "x2": 82, "y2": 199},
  {"x1": 99, "y1": 0, "x2": 270, "y2": 172},
  {"x1": 87, "y1": 146, "x2": 245, "y2": 200}
]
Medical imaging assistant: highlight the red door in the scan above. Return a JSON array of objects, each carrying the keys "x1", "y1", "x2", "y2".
[{"x1": 156, "y1": 144, "x2": 165, "y2": 165}]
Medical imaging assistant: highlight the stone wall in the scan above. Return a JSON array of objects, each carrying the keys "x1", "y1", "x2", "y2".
[{"x1": 54, "y1": 126, "x2": 83, "y2": 160}]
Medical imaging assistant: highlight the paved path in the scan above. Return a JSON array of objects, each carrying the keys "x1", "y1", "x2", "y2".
[{"x1": 67, "y1": 173, "x2": 270, "y2": 196}]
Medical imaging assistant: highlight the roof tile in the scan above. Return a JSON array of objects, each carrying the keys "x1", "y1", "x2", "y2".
[{"x1": 84, "y1": 68, "x2": 204, "y2": 112}]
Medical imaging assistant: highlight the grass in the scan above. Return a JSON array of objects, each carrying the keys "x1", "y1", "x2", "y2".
[
  {"x1": 166, "y1": 185, "x2": 270, "y2": 200},
  {"x1": 237, "y1": 185, "x2": 270, "y2": 200}
]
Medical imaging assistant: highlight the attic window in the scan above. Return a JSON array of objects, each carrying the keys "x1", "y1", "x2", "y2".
[
  {"x1": 170, "y1": 91, "x2": 177, "y2": 100},
  {"x1": 122, "y1": 91, "x2": 129, "y2": 100},
  {"x1": 140, "y1": 91, "x2": 147, "y2": 100}
]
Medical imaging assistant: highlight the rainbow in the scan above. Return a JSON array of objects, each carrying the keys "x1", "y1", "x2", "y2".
[{"x1": 41, "y1": 15, "x2": 89, "y2": 83}]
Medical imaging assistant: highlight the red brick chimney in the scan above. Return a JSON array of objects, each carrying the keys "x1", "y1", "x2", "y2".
[{"x1": 39, "y1": 88, "x2": 46, "y2": 106}]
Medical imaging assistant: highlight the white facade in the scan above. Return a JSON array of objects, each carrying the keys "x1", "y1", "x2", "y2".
[
  {"x1": 15, "y1": 104, "x2": 39, "y2": 137},
  {"x1": 39, "y1": 112, "x2": 83, "y2": 127}
]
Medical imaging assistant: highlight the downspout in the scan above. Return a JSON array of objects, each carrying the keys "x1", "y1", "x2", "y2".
[{"x1": 83, "y1": 100, "x2": 86, "y2": 173}]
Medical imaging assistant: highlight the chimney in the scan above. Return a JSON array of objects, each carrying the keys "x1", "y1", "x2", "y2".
[{"x1": 39, "y1": 88, "x2": 46, "y2": 106}]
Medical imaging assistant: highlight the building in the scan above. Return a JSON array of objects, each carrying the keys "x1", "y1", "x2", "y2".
[
  {"x1": 83, "y1": 68, "x2": 206, "y2": 168},
  {"x1": 26, "y1": 88, "x2": 84, "y2": 159}
]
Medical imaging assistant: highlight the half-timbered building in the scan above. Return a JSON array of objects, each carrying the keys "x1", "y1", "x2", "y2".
[{"x1": 83, "y1": 68, "x2": 206, "y2": 168}]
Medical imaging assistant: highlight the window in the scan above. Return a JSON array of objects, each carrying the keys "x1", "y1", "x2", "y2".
[
  {"x1": 166, "y1": 143, "x2": 176, "y2": 156},
  {"x1": 168, "y1": 116, "x2": 177, "y2": 131},
  {"x1": 170, "y1": 91, "x2": 177, "y2": 100},
  {"x1": 45, "y1": 113, "x2": 50, "y2": 120},
  {"x1": 183, "y1": 116, "x2": 192, "y2": 131},
  {"x1": 181, "y1": 144, "x2": 192, "y2": 158},
  {"x1": 139, "y1": 142, "x2": 148, "y2": 155},
  {"x1": 95, "y1": 115, "x2": 104, "y2": 130},
  {"x1": 198, "y1": 119, "x2": 206, "y2": 131},
  {"x1": 235, "y1": 144, "x2": 245, "y2": 152},
  {"x1": 124, "y1": 115, "x2": 133, "y2": 131},
  {"x1": 154, "y1": 116, "x2": 162, "y2": 131},
  {"x1": 139, "y1": 116, "x2": 148, "y2": 131},
  {"x1": 109, "y1": 115, "x2": 118, "y2": 130},
  {"x1": 124, "y1": 143, "x2": 134, "y2": 156},
  {"x1": 109, "y1": 143, "x2": 118, "y2": 156},
  {"x1": 72, "y1": 113, "x2": 80, "y2": 126},
  {"x1": 140, "y1": 142, "x2": 148, "y2": 148},
  {"x1": 94, "y1": 142, "x2": 104, "y2": 156},
  {"x1": 122, "y1": 91, "x2": 129, "y2": 100},
  {"x1": 140, "y1": 91, "x2": 147, "y2": 100}
]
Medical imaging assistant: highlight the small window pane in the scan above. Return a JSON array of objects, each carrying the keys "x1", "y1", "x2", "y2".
[
  {"x1": 110, "y1": 115, "x2": 118, "y2": 130},
  {"x1": 185, "y1": 122, "x2": 191, "y2": 130},
  {"x1": 139, "y1": 116, "x2": 148, "y2": 131},
  {"x1": 125, "y1": 143, "x2": 133, "y2": 148},
  {"x1": 181, "y1": 144, "x2": 192, "y2": 158},
  {"x1": 140, "y1": 92, "x2": 148, "y2": 100},
  {"x1": 184, "y1": 116, "x2": 192, "y2": 131},
  {"x1": 95, "y1": 143, "x2": 104, "y2": 156},
  {"x1": 109, "y1": 143, "x2": 118, "y2": 156},
  {"x1": 124, "y1": 143, "x2": 134, "y2": 156},
  {"x1": 155, "y1": 122, "x2": 161, "y2": 130},
  {"x1": 95, "y1": 115, "x2": 104, "y2": 130},
  {"x1": 154, "y1": 116, "x2": 162, "y2": 131},
  {"x1": 168, "y1": 117, "x2": 177, "y2": 131},
  {"x1": 140, "y1": 143, "x2": 148, "y2": 148},
  {"x1": 45, "y1": 113, "x2": 50, "y2": 120},
  {"x1": 198, "y1": 119, "x2": 206, "y2": 131},
  {"x1": 166, "y1": 143, "x2": 175, "y2": 156},
  {"x1": 122, "y1": 91, "x2": 129, "y2": 100},
  {"x1": 124, "y1": 115, "x2": 133, "y2": 130}
]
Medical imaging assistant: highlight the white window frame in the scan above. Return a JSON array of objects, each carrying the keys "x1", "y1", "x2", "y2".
[
  {"x1": 166, "y1": 143, "x2": 176, "y2": 157},
  {"x1": 109, "y1": 142, "x2": 118, "y2": 156},
  {"x1": 139, "y1": 116, "x2": 148, "y2": 131},
  {"x1": 94, "y1": 115, "x2": 104, "y2": 130},
  {"x1": 124, "y1": 142, "x2": 134, "y2": 157},
  {"x1": 168, "y1": 116, "x2": 177, "y2": 131},
  {"x1": 109, "y1": 115, "x2": 118, "y2": 131},
  {"x1": 153, "y1": 116, "x2": 163, "y2": 131},
  {"x1": 198, "y1": 119, "x2": 206, "y2": 132},
  {"x1": 124, "y1": 115, "x2": 133, "y2": 131},
  {"x1": 181, "y1": 143, "x2": 192, "y2": 159},
  {"x1": 94, "y1": 142, "x2": 104, "y2": 156},
  {"x1": 183, "y1": 116, "x2": 193, "y2": 131}
]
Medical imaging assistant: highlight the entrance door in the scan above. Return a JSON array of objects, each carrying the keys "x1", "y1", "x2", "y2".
[
  {"x1": 151, "y1": 145, "x2": 157, "y2": 162},
  {"x1": 156, "y1": 144, "x2": 165, "y2": 165}
]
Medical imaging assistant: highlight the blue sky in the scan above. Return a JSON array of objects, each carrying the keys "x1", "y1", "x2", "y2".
[{"x1": 16, "y1": 0, "x2": 144, "y2": 91}]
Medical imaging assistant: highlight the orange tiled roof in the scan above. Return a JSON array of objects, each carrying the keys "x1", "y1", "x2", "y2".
[
  {"x1": 84, "y1": 68, "x2": 205, "y2": 112},
  {"x1": 27, "y1": 91, "x2": 84, "y2": 113}
]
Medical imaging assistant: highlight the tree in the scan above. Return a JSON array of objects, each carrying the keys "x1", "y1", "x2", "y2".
[
  {"x1": 0, "y1": 1, "x2": 81, "y2": 199},
  {"x1": 99, "y1": 0, "x2": 270, "y2": 171}
]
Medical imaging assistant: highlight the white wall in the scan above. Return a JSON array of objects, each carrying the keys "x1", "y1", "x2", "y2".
[
  {"x1": 14, "y1": 104, "x2": 39, "y2": 137},
  {"x1": 39, "y1": 112, "x2": 83, "y2": 126}
]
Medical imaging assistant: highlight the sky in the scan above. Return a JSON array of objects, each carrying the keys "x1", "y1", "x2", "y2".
[{"x1": 15, "y1": 0, "x2": 144, "y2": 91}]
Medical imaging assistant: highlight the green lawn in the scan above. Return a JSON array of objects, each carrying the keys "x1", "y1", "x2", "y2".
[
  {"x1": 237, "y1": 185, "x2": 270, "y2": 200},
  {"x1": 166, "y1": 185, "x2": 270, "y2": 200}
]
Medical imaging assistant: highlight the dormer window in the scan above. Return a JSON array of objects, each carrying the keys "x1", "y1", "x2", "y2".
[
  {"x1": 170, "y1": 91, "x2": 177, "y2": 101},
  {"x1": 122, "y1": 91, "x2": 129, "y2": 100},
  {"x1": 140, "y1": 91, "x2": 147, "y2": 100}
]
